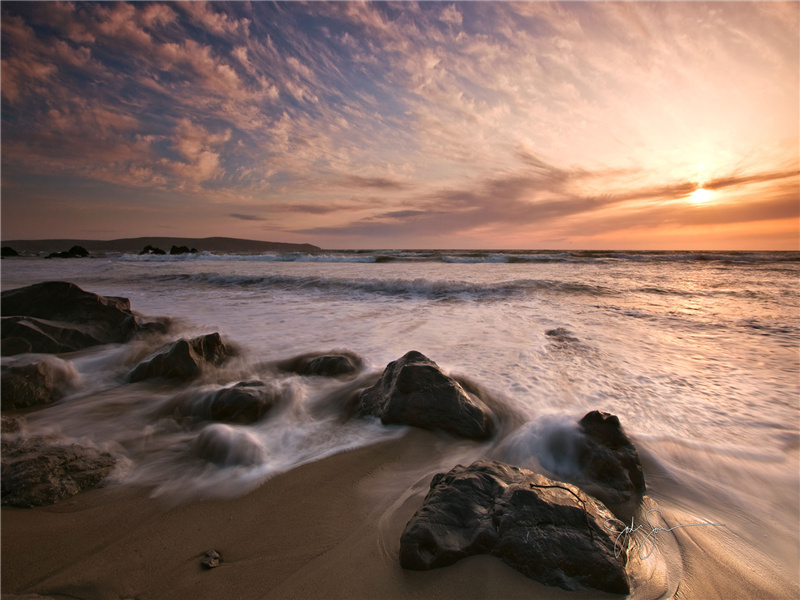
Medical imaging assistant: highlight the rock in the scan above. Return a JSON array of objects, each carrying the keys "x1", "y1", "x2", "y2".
[
  {"x1": 1, "y1": 358, "x2": 77, "y2": 410},
  {"x1": 138, "y1": 245, "x2": 166, "y2": 255},
  {"x1": 170, "y1": 245, "x2": 198, "y2": 255},
  {"x1": 192, "y1": 424, "x2": 266, "y2": 466},
  {"x1": 577, "y1": 411, "x2": 645, "y2": 511},
  {"x1": 1, "y1": 246, "x2": 19, "y2": 257},
  {"x1": 278, "y1": 351, "x2": 364, "y2": 377},
  {"x1": 1, "y1": 436, "x2": 115, "y2": 508},
  {"x1": 356, "y1": 351, "x2": 493, "y2": 440},
  {"x1": 169, "y1": 381, "x2": 280, "y2": 424},
  {"x1": 1, "y1": 281, "x2": 147, "y2": 356},
  {"x1": 541, "y1": 411, "x2": 645, "y2": 519},
  {"x1": 399, "y1": 460, "x2": 629, "y2": 594},
  {"x1": 1, "y1": 415, "x2": 25, "y2": 434},
  {"x1": 46, "y1": 245, "x2": 89, "y2": 259},
  {"x1": 1, "y1": 416, "x2": 26, "y2": 455},
  {"x1": 201, "y1": 550, "x2": 222, "y2": 569},
  {"x1": 128, "y1": 333, "x2": 229, "y2": 382}
]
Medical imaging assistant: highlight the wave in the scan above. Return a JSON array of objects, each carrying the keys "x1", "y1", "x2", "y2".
[
  {"x1": 117, "y1": 251, "x2": 379, "y2": 263},
  {"x1": 149, "y1": 272, "x2": 616, "y2": 301},
  {"x1": 114, "y1": 250, "x2": 800, "y2": 265}
]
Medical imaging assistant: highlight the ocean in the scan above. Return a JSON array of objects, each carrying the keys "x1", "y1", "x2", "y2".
[{"x1": 2, "y1": 249, "x2": 798, "y2": 577}]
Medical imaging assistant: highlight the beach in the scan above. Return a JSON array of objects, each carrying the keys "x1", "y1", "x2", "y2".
[
  {"x1": 3, "y1": 427, "x2": 797, "y2": 600},
  {"x1": 2, "y1": 250, "x2": 798, "y2": 599}
]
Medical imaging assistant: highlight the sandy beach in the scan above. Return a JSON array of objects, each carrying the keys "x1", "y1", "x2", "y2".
[{"x1": 3, "y1": 420, "x2": 797, "y2": 600}]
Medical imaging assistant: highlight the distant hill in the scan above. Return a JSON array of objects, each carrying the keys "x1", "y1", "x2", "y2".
[{"x1": 2, "y1": 237, "x2": 321, "y2": 255}]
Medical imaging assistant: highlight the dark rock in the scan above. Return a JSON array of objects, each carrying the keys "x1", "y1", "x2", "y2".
[
  {"x1": 46, "y1": 245, "x2": 89, "y2": 259},
  {"x1": 2, "y1": 281, "x2": 131, "y2": 320},
  {"x1": 128, "y1": 333, "x2": 229, "y2": 382},
  {"x1": 201, "y1": 550, "x2": 222, "y2": 569},
  {"x1": 356, "y1": 351, "x2": 493, "y2": 440},
  {"x1": 138, "y1": 245, "x2": 166, "y2": 255},
  {"x1": 279, "y1": 351, "x2": 364, "y2": 377},
  {"x1": 578, "y1": 411, "x2": 645, "y2": 511},
  {"x1": 1, "y1": 436, "x2": 115, "y2": 507},
  {"x1": 400, "y1": 460, "x2": 629, "y2": 594},
  {"x1": 1, "y1": 358, "x2": 77, "y2": 410},
  {"x1": 1, "y1": 246, "x2": 19, "y2": 257},
  {"x1": 1, "y1": 281, "x2": 147, "y2": 356},
  {"x1": 170, "y1": 245, "x2": 198, "y2": 255},
  {"x1": 168, "y1": 381, "x2": 280, "y2": 425}
]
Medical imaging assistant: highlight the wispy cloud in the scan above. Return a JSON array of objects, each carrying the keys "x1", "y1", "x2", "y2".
[
  {"x1": 230, "y1": 213, "x2": 265, "y2": 222},
  {"x1": 1, "y1": 1, "x2": 797, "y2": 247}
]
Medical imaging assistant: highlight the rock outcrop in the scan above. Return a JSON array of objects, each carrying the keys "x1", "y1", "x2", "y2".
[
  {"x1": 46, "y1": 245, "x2": 89, "y2": 259},
  {"x1": 170, "y1": 245, "x2": 198, "y2": 255},
  {"x1": 278, "y1": 351, "x2": 364, "y2": 377},
  {"x1": 1, "y1": 246, "x2": 19, "y2": 257},
  {"x1": 138, "y1": 245, "x2": 166, "y2": 255},
  {"x1": 1, "y1": 281, "x2": 153, "y2": 356},
  {"x1": 356, "y1": 351, "x2": 493, "y2": 440},
  {"x1": 128, "y1": 333, "x2": 229, "y2": 382},
  {"x1": 1, "y1": 434, "x2": 115, "y2": 508},
  {"x1": 1, "y1": 358, "x2": 77, "y2": 410},
  {"x1": 400, "y1": 460, "x2": 629, "y2": 594}
]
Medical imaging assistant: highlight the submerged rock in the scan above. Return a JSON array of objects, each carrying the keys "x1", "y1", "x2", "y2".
[
  {"x1": 278, "y1": 351, "x2": 364, "y2": 377},
  {"x1": 400, "y1": 460, "x2": 629, "y2": 594},
  {"x1": 1, "y1": 435, "x2": 115, "y2": 508},
  {"x1": 169, "y1": 381, "x2": 281, "y2": 425},
  {"x1": 1, "y1": 357, "x2": 77, "y2": 410},
  {"x1": 1, "y1": 281, "x2": 158, "y2": 356},
  {"x1": 356, "y1": 351, "x2": 494, "y2": 440},
  {"x1": 128, "y1": 333, "x2": 229, "y2": 382},
  {"x1": 192, "y1": 424, "x2": 266, "y2": 466}
]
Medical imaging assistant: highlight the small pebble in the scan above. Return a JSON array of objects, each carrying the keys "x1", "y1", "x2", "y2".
[{"x1": 201, "y1": 550, "x2": 221, "y2": 569}]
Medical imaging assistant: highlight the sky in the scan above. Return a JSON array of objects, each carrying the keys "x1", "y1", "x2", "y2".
[{"x1": 1, "y1": 1, "x2": 798, "y2": 250}]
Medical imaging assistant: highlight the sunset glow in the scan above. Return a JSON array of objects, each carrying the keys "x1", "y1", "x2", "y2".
[
  {"x1": 689, "y1": 188, "x2": 716, "y2": 204},
  {"x1": 1, "y1": 1, "x2": 798, "y2": 249}
]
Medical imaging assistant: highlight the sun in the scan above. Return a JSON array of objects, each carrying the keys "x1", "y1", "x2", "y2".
[{"x1": 689, "y1": 187, "x2": 716, "y2": 204}]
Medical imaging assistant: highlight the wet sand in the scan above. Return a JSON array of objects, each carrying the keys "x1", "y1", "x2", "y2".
[{"x1": 2, "y1": 427, "x2": 798, "y2": 600}]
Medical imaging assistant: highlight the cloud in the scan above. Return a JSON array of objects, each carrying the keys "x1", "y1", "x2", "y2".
[
  {"x1": 1, "y1": 2, "x2": 797, "y2": 247},
  {"x1": 703, "y1": 169, "x2": 799, "y2": 191},
  {"x1": 294, "y1": 164, "x2": 798, "y2": 243},
  {"x1": 440, "y1": 5, "x2": 463, "y2": 27},
  {"x1": 378, "y1": 210, "x2": 429, "y2": 220},
  {"x1": 230, "y1": 213, "x2": 265, "y2": 221},
  {"x1": 339, "y1": 175, "x2": 411, "y2": 190}
]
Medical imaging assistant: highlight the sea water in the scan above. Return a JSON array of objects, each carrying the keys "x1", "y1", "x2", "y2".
[{"x1": 2, "y1": 250, "x2": 798, "y2": 574}]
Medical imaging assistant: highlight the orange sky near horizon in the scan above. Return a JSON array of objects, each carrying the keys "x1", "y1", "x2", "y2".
[{"x1": 1, "y1": 1, "x2": 798, "y2": 250}]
